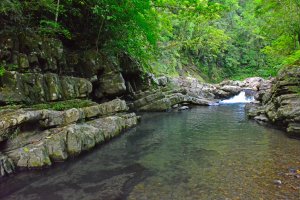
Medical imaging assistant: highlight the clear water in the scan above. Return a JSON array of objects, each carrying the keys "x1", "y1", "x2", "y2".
[{"x1": 1, "y1": 105, "x2": 300, "y2": 200}]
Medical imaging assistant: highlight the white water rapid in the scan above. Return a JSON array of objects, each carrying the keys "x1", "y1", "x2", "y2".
[{"x1": 219, "y1": 91, "x2": 254, "y2": 104}]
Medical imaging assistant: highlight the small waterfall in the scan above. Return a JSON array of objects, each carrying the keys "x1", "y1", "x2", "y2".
[{"x1": 219, "y1": 91, "x2": 254, "y2": 104}]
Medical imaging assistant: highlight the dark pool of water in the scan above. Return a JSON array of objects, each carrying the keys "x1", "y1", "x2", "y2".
[{"x1": 1, "y1": 104, "x2": 300, "y2": 200}]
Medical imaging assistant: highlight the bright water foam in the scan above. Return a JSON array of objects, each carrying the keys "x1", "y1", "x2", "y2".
[{"x1": 219, "y1": 91, "x2": 254, "y2": 104}]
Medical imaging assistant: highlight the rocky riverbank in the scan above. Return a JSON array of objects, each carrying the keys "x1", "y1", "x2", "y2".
[
  {"x1": 245, "y1": 66, "x2": 300, "y2": 137},
  {"x1": 0, "y1": 33, "x2": 273, "y2": 178},
  {"x1": 0, "y1": 99, "x2": 139, "y2": 176},
  {"x1": 0, "y1": 72, "x2": 268, "y2": 177}
]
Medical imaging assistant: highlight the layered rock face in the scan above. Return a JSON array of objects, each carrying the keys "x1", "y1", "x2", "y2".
[
  {"x1": 0, "y1": 71, "x2": 92, "y2": 104},
  {"x1": 0, "y1": 34, "x2": 140, "y2": 103},
  {"x1": 0, "y1": 99, "x2": 139, "y2": 175},
  {"x1": 246, "y1": 66, "x2": 300, "y2": 137}
]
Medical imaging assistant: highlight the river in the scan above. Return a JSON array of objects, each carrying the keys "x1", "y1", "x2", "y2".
[{"x1": 0, "y1": 104, "x2": 300, "y2": 199}]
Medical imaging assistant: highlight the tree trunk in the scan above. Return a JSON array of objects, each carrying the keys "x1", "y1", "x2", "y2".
[
  {"x1": 96, "y1": 18, "x2": 105, "y2": 53},
  {"x1": 55, "y1": 0, "x2": 60, "y2": 23},
  {"x1": 297, "y1": 32, "x2": 300, "y2": 48}
]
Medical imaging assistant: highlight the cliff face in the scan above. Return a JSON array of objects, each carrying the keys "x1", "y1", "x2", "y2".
[
  {"x1": 246, "y1": 66, "x2": 300, "y2": 137},
  {"x1": 0, "y1": 33, "x2": 149, "y2": 177},
  {"x1": 0, "y1": 33, "x2": 151, "y2": 105}
]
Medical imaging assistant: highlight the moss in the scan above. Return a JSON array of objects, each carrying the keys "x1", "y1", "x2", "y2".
[
  {"x1": 29, "y1": 99, "x2": 97, "y2": 111},
  {"x1": 287, "y1": 86, "x2": 300, "y2": 94},
  {"x1": 0, "y1": 104, "x2": 22, "y2": 111}
]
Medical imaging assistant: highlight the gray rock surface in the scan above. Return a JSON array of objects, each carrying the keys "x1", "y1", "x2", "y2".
[
  {"x1": 0, "y1": 100, "x2": 138, "y2": 170},
  {"x1": 0, "y1": 153, "x2": 15, "y2": 177},
  {"x1": 0, "y1": 99, "x2": 128, "y2": 142},
  {"x1": 130, "y1": 87, "x2": 216, "y2": 112},
  {"x1": 0, "y1": 71, "x2": 92, "y2": 104},
  {"x1": 246, "y1": 66, "x2": 300, "y2": 137}
]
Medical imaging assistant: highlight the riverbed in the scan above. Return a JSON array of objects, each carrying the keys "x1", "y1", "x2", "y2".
[{"x1": 0, "y1": 104, "x2": 300, "y2": 199}]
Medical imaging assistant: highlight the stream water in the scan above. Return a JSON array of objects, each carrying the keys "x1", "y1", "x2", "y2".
[{"x1": 1, "y1": 104, "x2": 300, "y2": 199}]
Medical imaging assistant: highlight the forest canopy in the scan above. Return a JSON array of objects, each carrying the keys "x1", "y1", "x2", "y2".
[{"x1": 0, "y1": 0, "x2": 299, "y2": 82}]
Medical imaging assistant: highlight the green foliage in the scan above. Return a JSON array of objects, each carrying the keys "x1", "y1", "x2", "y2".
[
  {"x1": 282, "y1": 50, "x2": 300, "y2": 66},
  {"x1": 151, "y1": 0, "x2": 274, "y2": 82},
  {"x1": 5, "y1": 63, "x2": 18, "y2": 71},
  {"x1": 256, "y1": 0, "x2": 300, "y2": 69},
  {"x1": 0, "y1": 65, "x2": 5, "y2": 76},
  {"x1": 1, "y1": 0, "x2": 299, "y2": 82},
  {"x1": 0, "y1": 0, "x2": 21, "y2": 14},
  {"x1": 31, "y1": 99, "x2": 96, "y2": 111},
  {"x1": 90, "y1": 0, "x2": 161, "y2": 67},
  {"x1": 39, "y1": 20, "x2": 71, "y2": 39}
]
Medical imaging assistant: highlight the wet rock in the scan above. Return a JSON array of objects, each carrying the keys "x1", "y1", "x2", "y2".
[
  {"x1": 139, "y1": 98, "x2": 172, "y2": 112},
  {"x1": 0, "y1": 153, "x2": 15, "y2": 177},
  {"x1": 4, "y1": 111, "x2": 139, "y2": 169},
  {"x1": 14, "y1": 144, "x2": 52, "y2": 168},
  {"x1": 254, "y1": 114, "x2": 269, "y2": 123},
  {"x1": 220, "y1": 85, "x2": 242, "y2": 95},
  {"x1": 179, "y1": 106, "x2": 189, "y2": 111},
  {"x1": 287, "y1": 123, "x2": 300, "y2": 137},
  {"x1": 273, "y1": 180, "x2": 282, "y2": 185},
  {"x1": 45, "y1": 129, "x2": 68, "y2": 161},
  {"x1": 131, "y1": 86, "x2": 216, "y2": 112},
  {"x1": 66, "y1": 124, "x2": 98, "y2": 156}
]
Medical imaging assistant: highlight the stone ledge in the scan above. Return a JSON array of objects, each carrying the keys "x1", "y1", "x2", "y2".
[
  {"x1": 0, "y1": 99, "x2": 128, "y2": 142},
  {"x1": 1, "y1": 112, "x2": 139, "y2": 171}
]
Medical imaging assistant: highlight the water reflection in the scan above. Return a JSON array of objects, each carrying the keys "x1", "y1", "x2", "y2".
[{"x1": 0, "y1": 105, "x2": 300, "y2": 200}]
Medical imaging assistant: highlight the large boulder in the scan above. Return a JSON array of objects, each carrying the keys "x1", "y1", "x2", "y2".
[{"x1": 96, "y1": 72, "x2": 126, "y2": 98}]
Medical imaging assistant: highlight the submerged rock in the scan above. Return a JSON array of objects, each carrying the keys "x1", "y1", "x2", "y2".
[{"x1": 179, "y1": 106, "x2": 189, "y2": 111}]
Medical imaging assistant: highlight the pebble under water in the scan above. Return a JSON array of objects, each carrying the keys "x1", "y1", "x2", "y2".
[{"x1": 1, "y1": 104, "x2": 300, "y2": 200}]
